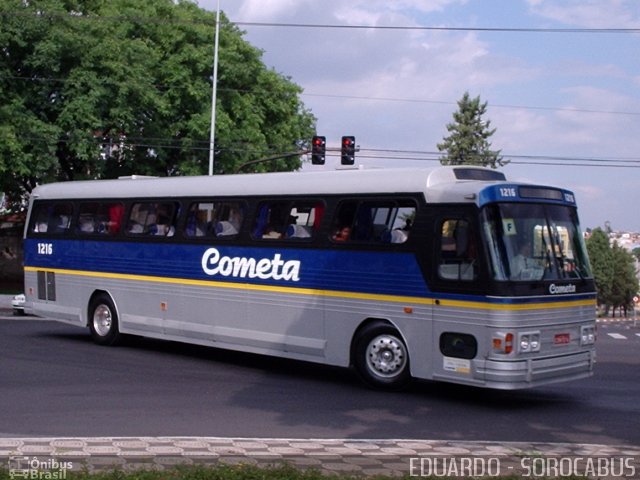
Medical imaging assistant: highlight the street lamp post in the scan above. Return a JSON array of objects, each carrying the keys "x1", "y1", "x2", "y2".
[{"x1": 208, "y1": 0, "x2": 221, "y2": 176}]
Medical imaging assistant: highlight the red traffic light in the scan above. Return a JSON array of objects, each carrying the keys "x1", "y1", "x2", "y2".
[
  {"x1": 341, "y1": 135, "x2": 355, "y2": 165},
  {"x1": 311, "y1": 135, "x2": 326, "y2": 165}
]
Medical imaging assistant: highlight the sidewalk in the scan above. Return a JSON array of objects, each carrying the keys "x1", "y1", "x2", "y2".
[{"x1": 1, "y1": 437, "x2": 639, "y2": 476}]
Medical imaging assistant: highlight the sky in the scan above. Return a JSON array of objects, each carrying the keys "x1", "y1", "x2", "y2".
[{"x1": 196, "y1": 0, "x2": 640, "y2": 232}]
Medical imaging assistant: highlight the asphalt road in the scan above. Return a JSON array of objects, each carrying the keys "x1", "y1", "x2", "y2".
[{"x1": 1, "y1": 314, "x2": 639, "y2": 446}]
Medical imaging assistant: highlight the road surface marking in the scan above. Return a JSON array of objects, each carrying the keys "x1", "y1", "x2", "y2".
[{"x1": 607, "y1": 333, "x2": 627, "y2": 340}]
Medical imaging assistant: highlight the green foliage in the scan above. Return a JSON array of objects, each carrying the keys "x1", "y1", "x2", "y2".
[
  {"x1": 437, "y1": 92, "x2": 506, "y2": 169},
  {"x1": 610, "y1": 243, "x2": 639, "y2": 314},
  {"x1": 0, "y1": 0, "x2": 316, "y2": 202},
  {"x1": 586, "y1": 227, "x2": 639, "y2": 315},
  {"x1": 586, "y1": 228, "x2": 614, "y2": 307}
]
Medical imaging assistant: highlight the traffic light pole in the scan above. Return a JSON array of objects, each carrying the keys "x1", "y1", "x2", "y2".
[
  {"x1": 234, "y1": 151, "x2": 309, "y2": 173},
  {"x1": 233, "y1": 136, "x2": 358, "y2": 173}
]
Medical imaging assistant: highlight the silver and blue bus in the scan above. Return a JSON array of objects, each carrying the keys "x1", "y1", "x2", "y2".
[{"x1": 23, "y1": 166, "x2": 596, "y2": 389}]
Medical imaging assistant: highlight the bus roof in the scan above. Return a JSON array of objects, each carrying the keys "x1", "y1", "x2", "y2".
[
  {"x1": 29, "y1": 166, "x2": 574, "y2": 207},
  {"x1": 31, "y1": 166, "x2": 509, "y2": 202}
]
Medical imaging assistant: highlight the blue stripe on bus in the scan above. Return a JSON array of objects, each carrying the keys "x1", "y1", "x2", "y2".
[
  {"x1": 24, "y1": 239, "x2": 596, "y2": 307},
  {"x1": 24, "y1": 239, "x2": 431, "y2": 298}
]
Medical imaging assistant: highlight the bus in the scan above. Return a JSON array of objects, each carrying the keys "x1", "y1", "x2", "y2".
[{"x1": 22, "y1": 166, "x2": 596, "y2": 390}]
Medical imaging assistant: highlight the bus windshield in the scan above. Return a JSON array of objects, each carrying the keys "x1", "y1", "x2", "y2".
[{"x1": 481, "y1": 203, "x2": 592, "y2": 282}]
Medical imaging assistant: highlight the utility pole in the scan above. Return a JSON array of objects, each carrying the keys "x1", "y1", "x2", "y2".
[{"x1": 208, "y1": 0, "x2": 221, "y2": 176}]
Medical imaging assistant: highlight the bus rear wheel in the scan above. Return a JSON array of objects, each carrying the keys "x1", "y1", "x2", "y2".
[
  {"x1": 88, "y1": 294, "x2": 121, "y2": 346},
  {"x1": 353, "y1": 322, "x2": 411, "y2": 390}
]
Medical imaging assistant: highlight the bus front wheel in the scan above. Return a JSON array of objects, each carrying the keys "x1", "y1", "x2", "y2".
[
  {"x1": 88, "y1": 294, "x2": 121, "y2": 346},
  {"x1": 353, "y1": 322, "x2": 411, "y2": 390}
]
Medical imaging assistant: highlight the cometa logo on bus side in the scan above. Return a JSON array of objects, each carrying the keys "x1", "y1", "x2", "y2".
[{"x1": 201, "y1": 247, "x2": 301, "y2": 282}]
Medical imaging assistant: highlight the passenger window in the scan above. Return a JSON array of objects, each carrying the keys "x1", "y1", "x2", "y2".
[
  {"x1": 438, "y1": 218, "x2": 477, "y2": 281},
  {"x1": 77, "y1": 202, "x2": 124, "y2": 235},
  {"x1": 184, "y1": 201, "x2": 244, "y2": 238},
  {"x1": 30, "y1": 202, "x2": 73, "y2": 235},
  {"x1": 252, "y1": 200, "x2": 324, "y2": 241},
  {"x1": 331, "y1": 200, "x2": 415, "y2": 244},
  {"x1": 126, "y1": 202, "x2": 178, "y2": 237}
]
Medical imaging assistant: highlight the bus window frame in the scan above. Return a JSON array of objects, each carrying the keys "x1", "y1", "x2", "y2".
[
  {"x1": 76, "y1": 201, "x2": 126, "y2": 237},
  {"x1": 430, "y1": 208, "x2": 487, "y2": 294},
  {"x1": 28, "y1": 200, "x2": 75, "y2": 237},
  {"x1": 329, "y1": 197, "x2": 417, "y2": 246},
  {"x1": 182, "y1": 198, "x2": 247, "y2": 241},
  {"x1": 250, "y1": 198, "x2": 326, "y2": 243}
]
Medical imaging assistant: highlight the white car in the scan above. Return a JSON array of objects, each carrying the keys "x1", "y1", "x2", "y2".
[{"x1": 11, "y1": 294, "x2": 25, "y2": 316}]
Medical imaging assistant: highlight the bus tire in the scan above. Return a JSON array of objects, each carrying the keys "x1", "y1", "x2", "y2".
[
  {"x1": 88, "y1": 294, "x2": 121, "y2": 346},
  {"x1": 353, "y1": 322, "x2": 411, "y2": 390}
]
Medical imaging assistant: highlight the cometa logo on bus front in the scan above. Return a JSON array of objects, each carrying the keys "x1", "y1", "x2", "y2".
[
  {"x1": 201, "y1": 247, "x2": 301, "y2": 282},
  {"x1": 549, "y1": 283, "x2": 577, "y2": 294}
]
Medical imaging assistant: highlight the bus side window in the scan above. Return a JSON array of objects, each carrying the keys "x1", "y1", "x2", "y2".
[
  {"x1": 331, "y1": 200, "x2": 415, "y2": 244},
  {"x1": 127, "y1": 202, "x2": 177, "y2": 237},
  {"x1": 186, "y1": 201, "x2": 244, "y2": 238},
  {"x1": 185, "y1": 202, "x2": 214, "y2": 237},
  {"x1": 253, "y1": 200, "x2": 322, "y2": 241},
  {"x1": 78, "y1": 202, "x2": 124, "y2": 235},
  {"x1": 213, "y1": 202, "x2": 243, "y2": 237},
  {"x1": 30, "y1": 202, "x2": 73, "y2": 235},
  {"x1": 284, "y1": 202, "x2": 323, "y2": 240},
  {"x1": 438, "y1": 219, "x2": 477, "y2": 281}
]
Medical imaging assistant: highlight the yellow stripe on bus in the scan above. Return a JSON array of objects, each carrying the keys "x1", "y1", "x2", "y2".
[{"x1": 24, "y1": 266, "x2": 595, "y2": 311}]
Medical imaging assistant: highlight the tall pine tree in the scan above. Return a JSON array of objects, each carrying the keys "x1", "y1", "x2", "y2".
[{"x1": 438, "y1": 92, "x2": 506, "y2": 168}]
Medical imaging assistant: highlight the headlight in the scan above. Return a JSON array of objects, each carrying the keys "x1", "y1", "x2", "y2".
[
  {"x1": 518, "y1": 332, "x2": 541, "y2": 353},
  {"x1": 580, "y1": 325, "x2": 596, "y2": 345}
]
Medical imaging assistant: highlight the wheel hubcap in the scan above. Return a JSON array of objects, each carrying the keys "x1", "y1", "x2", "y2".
[
  {"x1": 366, "y1": 334, "x2": 406, "y2": 378},
  {"x1": 93, "y1": 305, "x2": 112, "y2": 337}
]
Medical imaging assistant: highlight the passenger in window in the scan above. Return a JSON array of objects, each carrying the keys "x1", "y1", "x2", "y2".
[
  {"x1": 286, "y1": 224, "x2": 311, "y2": 239},
  {"x1": 78, "y1": 216, "x2": 95, "y2": 234},
  {"x1": 228, "y1": 206, "x2": 243, "y2": 232},
  {"x1": 53, "y1": 215, "x2": 70, "y2": 233},
  {"x1": 215, "y1": 221, "x2": 238, "y2": 237},
  {"x1": 332, "y1": 226, "x2": 351, "y2": 242},
  {"x1": 510, "y1": 240, "x2": 539, "y2": 279},
  {"x1": 108, "y1": 204, "x2": 124, "y2": 234},
  {"x1": 390, "y1": 229, "x2": 408, "y2": 243},
  {"x1": 154, "y1": 215, "x2": 174, "y2": 236},
  {"x1": 262, "y1": 225, "x2": 283, "y2": 239}
]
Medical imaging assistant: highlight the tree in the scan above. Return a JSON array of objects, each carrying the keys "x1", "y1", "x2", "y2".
[
  {"x1": 610, "y1": 242, "x2": 639, "y2": 317},
  {"x1": 0, "y1": 0, "x2": 316, "y2": 203},
  {"x1": 586, "y1": 228, "x2": 614, "y2": 310},
  {"x1": 437, "y1": 92, "x2": 506, "y2": 168},
  {"x1": 586, "y1": 227, "x2": 639, "y2": 316}
]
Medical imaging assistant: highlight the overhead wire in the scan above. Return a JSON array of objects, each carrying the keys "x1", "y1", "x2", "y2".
[
  {"x1": 2, "y1": 9, "x2": 639, "y2": 34},
  {"x1": 9, "y1": 133, "x2": 640, "y2": 168},
  {"x1": 2, "y1": 75, "x2": 639, "y2": 118},
  {"x1": 1, "y1": 8, "x2": 638, "y2": 168}
]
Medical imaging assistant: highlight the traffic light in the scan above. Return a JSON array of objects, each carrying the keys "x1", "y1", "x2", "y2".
[
  {"x1": 311, "y1": 135, "x2": 326, "y2": 165},
  {"x1": 341, "y1": 136, "x2": 355, "y2": 165}
]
